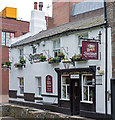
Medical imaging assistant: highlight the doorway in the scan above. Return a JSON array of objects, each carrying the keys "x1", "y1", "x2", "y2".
[{"x1": 70, "y1": 79, "x2": 80, "y2": 115}]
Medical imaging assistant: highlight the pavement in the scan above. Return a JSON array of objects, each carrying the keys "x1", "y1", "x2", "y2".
[{"x1": 0, "y1": 103, "x2": 95, "y2": 120}]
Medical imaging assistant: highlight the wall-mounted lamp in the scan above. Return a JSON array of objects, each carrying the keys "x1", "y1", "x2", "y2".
[{"x1": 62, "y1": 57, "x2": 71, "y2": 69}]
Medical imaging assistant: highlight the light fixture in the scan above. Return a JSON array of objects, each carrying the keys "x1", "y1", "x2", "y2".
[{"x1": 62, "y1": 56, "x2": 71, "y2": 69}]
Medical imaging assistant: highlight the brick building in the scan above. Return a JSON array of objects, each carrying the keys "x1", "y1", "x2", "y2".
[{"x1": 0, "y1": 7, "x2": 29, "y2": 103}]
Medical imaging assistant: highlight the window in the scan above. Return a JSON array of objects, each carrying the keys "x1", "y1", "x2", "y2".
[
  {"x1": 53, "y1": 39, "x2": 60, "y2": 57},
  {"x1": 19, "y1": 77, "x2": 24, "y2": 94},
  {"x1": 82, "y1": 75, "x2": 94, "y2": 103},
  {"x1": 19, "y1": 48, "x2": 24, "y2": 58},
  {"x1": 61, "y1": 76, "x2": 70, "y2": 100},
  {"x1": 2, "y1": 31, "x2": 15, "y2": 46},
  {"x1": 37, "y1": 77, "x2": 42, "y2": 96},
  {"x1": 78, "y1": 33, "x2": 88, "y2": 54}
]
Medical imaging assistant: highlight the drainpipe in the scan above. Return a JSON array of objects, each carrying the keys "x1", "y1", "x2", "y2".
[{"x1": 104, "y1": 0, "x2": 108, "y2": 115}]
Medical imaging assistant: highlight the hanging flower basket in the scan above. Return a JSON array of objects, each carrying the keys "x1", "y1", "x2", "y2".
[
  {"x1": 14, "y1": 63, "x2": 23, "y2": 68},
  {"x1": 2, "y1": 61, "x2": 11, "y2": 69},
  {"x1": 14, "y1": 58, "x2": 26, "y2": 68}
]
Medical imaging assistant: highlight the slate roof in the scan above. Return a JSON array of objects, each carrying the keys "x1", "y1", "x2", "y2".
[
  {"x1": 72, "y1": 0, "x2": 104, "y2": 16},
  {"x1": 11, "y1": 14, "x2": 105, "y2": 47}
]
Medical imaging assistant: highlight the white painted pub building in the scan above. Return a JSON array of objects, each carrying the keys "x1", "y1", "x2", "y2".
[{"x1": 9, "y1": 2, "x2": 112, "y2": 119}]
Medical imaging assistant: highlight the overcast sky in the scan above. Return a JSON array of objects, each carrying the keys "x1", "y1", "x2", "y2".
[{"x1": 0, "y1": 0, "x2": 52, "y2": 21}]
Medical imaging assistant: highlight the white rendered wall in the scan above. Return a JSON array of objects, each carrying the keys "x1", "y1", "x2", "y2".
[
  {"x1": 9, "y1": 27, "x2": 112, "y2": 112},
  {"x1": 29, "y1": 10, "x2": 46, "y2": 35}
]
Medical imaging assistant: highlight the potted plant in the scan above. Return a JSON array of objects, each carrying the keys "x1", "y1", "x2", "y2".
[
  {"x1": 57, "y1": 52, "x2": 65, "y2": 60},
  {"x1": 14, "y1": 63, "x2": 23, "y2": 68},
  {"x1": 48, "y1": 57, "x2": 55, "y2": 64},
  {"x1": 40, "y1": 55, "x2": 46, "y2": 62},
  {"x1": 2, "y1": 61, "x2": 11, "y2": 68},
  {"x1": 14, "y1": 58, "x2": 26, "y2": 68},
  {"x1": 54, "y1": 56, "x2": 60, "y2": 63},
  {"x1": 48, "y1": 57, "x2": 60, "y2": 64},
  {"x1": 71, "y1": 54, "x2": 87, "y2": 62},
  {"x1": 20, "y1": 58, "x2": 26, "y2": 65}
]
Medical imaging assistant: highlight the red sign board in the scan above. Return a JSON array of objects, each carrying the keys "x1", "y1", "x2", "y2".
[
  {"x1": 82, "y1": 41, "x2": 98, "y2": 60},
  {"x1": 46, "y1": 75, "x2": 53, "y2": 93}
]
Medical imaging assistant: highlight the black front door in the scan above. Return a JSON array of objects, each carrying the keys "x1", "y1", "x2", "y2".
[{"x1": 70, "y1": 79, "x2": 80, "y2": 115}]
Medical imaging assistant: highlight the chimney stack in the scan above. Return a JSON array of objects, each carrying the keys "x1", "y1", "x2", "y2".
[
  {"x1": 39, "y1": 2, "x2": 43, "y2": 11},
  {"x1": 34, "y1": 2, "x2": 38, "y2": 10}
]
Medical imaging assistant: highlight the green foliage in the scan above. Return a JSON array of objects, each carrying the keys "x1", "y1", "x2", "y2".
[{"x1": 72, "y1": 54, "x2": 87, "y2": 61}]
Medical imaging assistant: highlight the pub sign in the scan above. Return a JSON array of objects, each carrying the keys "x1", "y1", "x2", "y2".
[
  {"x1": 82, "y1": 41, "x2": 98, "y2": 60},
  {"x1": 46, "y1": 75, "x2": 53, "y2": 93}
]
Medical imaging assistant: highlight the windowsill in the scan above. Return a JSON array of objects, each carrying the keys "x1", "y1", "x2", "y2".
[
  {"x1": 80, "y1": 100, "x2": 93, "y2": 104},
  {"x1": 17, "y1": 94, "x2": 24, "y2": 97},
  {"x1": 60, "y1": 98, "x2": 70, "y2": 101},
  {"x1": 35, "y1": 95, "x2": 42, "y2": 98}
]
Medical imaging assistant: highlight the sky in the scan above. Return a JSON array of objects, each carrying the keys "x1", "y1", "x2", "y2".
[{"x1": 0, "y1": 0, "x2": 52, "y2": 21}]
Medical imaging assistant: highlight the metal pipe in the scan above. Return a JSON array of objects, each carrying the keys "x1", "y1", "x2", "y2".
[{"x1": 104, "y1": 0, "x2": 108, "y2": 115}]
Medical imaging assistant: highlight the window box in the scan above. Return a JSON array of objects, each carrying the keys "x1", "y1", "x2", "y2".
[
  {"x1": 40, "y1": 55, "x2": 46, "y2": 62},
  {"x1": 57, "y1": 52, "x2": 65, "y2": 60},
  {"x1": 71, "y1": 54, "x2": 87, "y2": 62},
  {"x1": 48, "y1": 57, "x2": 60, "y2": 64}
]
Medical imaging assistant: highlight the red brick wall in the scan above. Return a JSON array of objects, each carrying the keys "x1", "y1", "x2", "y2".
[
  {"x1": 2, "y1": 18, "x2": 29, "y2": 37},
  {"x1": 48, "y1": 1, "x2": 73, "y2": 29},
  {"x1": 106, "y1": 2, "x2": 115, "y2": 78}
]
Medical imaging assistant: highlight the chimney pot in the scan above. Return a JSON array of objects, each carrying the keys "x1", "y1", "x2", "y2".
[
  {"x1": 39, "y1": 2, "x2": 43, "y2": 11},
  {"x1": 34, "y1": 2, "x2": 38, "y2": 10}
]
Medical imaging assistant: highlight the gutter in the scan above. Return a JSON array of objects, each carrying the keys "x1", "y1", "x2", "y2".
[{"x1": 104, "y1": 0, "x2": 108, "y2": 115}]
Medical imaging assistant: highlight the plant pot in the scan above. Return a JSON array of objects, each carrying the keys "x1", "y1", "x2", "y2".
[
  {"x1": 58, "y1": 56, "x2": 64, "y2": 60},
  {"x1": 54, "y1": 60, "x2": 60, "y2": 63},
  {"x1": 76, "y1": 60, "x2": 87, "y2": 63},
  {"x1": 17, "y1": 64, "x2": 23, "y2": 68},
  {"x1": 40, "y1": 58, "x2": 46, "y2": 62}
]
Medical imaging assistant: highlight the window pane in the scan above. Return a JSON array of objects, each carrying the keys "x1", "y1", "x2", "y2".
[
  {"x1": 53, "y1": 41, "x2": 56, "y2": 49},
  {"x1": 20, "y1": 87, "x2": 24, "y2": 94},
  {"x1": 62, "y1": 85, "x2": 66, "y2": 99},
  {"x1": 83, "y1": 86, "x2": 88, "y2": 100},
  {"x1": 2, "y1": 32, "x2": 5, "y2": 45},
  {"x1": 89, "y1": 87, "x2": 94, "y2": 101},
  {"x1": 11, "y1": 33, "x2": 14, "y2": 38},
  {"x1": 57, "y1": 39, "x2": 60, "y2": 48},
  {"x1": 19, "y1": 78, "x2": 24, "y2": 94},
  {"x1": 38, "y1": 87, "x2": 41, "y2": 95},
  {"x1": 78, "y1": 39, "x2": 82, "y2": 46},
  {"x1": 67, "y1": 86, "x2": 70, "y2": 99},
  {"x1": 84, "y1": 76, "x2": 93, "y2": 85},
  {"x1": 38, "y1": 79, "x2": 41, "y2": 86},
  {"x1": 80, "y1": 47, "x2": 82, "y2": 54}
]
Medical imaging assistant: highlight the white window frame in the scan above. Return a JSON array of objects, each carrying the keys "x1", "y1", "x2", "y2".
[
  {"x1": 1, "y1": 31, "x2": 14, "y2": 46},
  {"x1": 53, "y1": 39, "x2": 60, "y2": 57},
  {"x1": 61, "y1": 75, "x2": 70, "y2": 100},
  {"x1": 18, "y1": 77, "x2": 24, "y2": 95},
  {"x1": 81, "y1": 74, "x2": 94, "y2": 104},
  {"x1": 35, "y1": 77, "x2": 42, "y2": 97}
]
